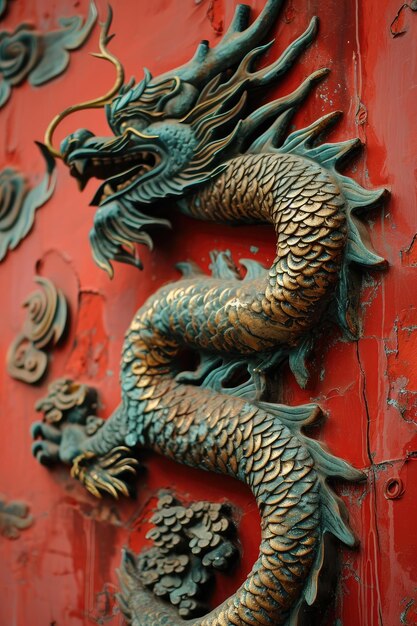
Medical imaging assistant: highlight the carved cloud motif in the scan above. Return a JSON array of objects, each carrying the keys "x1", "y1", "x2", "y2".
[
  {"x1": 0, "y1": 0, "x2": 97, "y2": 107},
  {"x1": 7, "y1": 276, "x2": 68, "y2": 384},
  {"x1": 0, "y1": 495, "x2": 33, "y2": 539},
  {"x1": 0, "y1": 146, "x2": 56, "y2": 261}
]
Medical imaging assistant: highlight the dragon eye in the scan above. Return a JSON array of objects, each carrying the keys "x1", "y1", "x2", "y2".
[{"x1": 119, "y1": 116, "x2": 149, "y2": 134}]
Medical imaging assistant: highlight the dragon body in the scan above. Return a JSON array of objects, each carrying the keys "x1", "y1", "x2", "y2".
[{"x1": 32, "y1": 1, "x2": 387, "y2": 624}]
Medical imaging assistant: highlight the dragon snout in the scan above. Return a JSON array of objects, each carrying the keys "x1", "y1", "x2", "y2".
[
  {"x1": 61, "y1": 130, "x2": 119, "y2": 191},
  {"x1": 61, "y1": 129, "x2": 97, "y2": 190},
  {"x1": 60, "y1": 128, "x2": 95, "y2": 162}
]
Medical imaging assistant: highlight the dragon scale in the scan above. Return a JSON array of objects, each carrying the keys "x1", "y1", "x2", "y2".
[
  {"x1": 185, "y1": 153, "x2": 346, "y2": 347},
  {"x1": 33, "y1": 1, "x2": 387, "y2": 624},
  {"x1": 68, "y1": 152, "x2": 352, "y2": 625}
]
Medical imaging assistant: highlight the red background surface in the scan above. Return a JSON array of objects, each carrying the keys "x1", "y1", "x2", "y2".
[{"x1": 1, "y1": 1, "x2": 417, "y2": 624}]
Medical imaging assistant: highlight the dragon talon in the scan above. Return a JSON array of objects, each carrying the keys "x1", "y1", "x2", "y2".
[{"x1": 70, "y1": 448, "x2": 138, "y2": 499}]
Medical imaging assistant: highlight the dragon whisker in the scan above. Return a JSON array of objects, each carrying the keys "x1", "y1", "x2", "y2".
[{"x1": 44, "y1": 5, "x2": 124, "y2": 159}]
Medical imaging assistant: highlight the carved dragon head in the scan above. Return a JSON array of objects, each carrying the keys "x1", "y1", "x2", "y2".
[{"x1": 45, "y1": 0, "x2": 328, "y2": 275}]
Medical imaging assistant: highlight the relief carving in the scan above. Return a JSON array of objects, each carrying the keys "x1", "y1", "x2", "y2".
[
  {"x1": 0, "y1": 0, "x2": 96, "y2": 107},
  {"x1": 121, "y1": 493, "x2": 239, "y2": 620},
  {"x1": 7, "y1": 276, "x2": 68, "y2": 383},
  {"x1": 32, "y1": 1, "x2": 388, "y2": 623},
  {"x1": 0, "y1": 146, "x2": 55, "y2": 261},
  {"x1": 0, "y1": 495, "x2": 33, "y2": 539},
  {"x1": 32, "y1": 377, "x2": 138, "y2": 496}
]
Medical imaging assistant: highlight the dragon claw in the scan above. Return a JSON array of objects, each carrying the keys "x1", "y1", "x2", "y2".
[
  {"x1": 31, "y1": 379, "x2": 138, "y2": 498},
  {"x1": 71, "y1": 447, "x2": 139, "y2": 499}
]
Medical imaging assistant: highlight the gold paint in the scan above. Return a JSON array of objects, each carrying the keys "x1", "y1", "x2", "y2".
[
  {"x1": 123, "y1": 127, "x2": 159, "y2": 140},
  {"x1": 71, "y1": 447, "x2": 138, "y2": 498},
  {"x1": 44, "y1": 7, "x2": 124, "y2": 159}
]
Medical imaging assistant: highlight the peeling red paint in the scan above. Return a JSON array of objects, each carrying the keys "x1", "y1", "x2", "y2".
[
  {"x1": 88, "y1": 583, "x2": 121, "y2": 624},
  {"x1": 390, "y1": 2, "x2": 417, "y2": 38},
  {"x1": 283, "y1": 0, "x2": 296, "y2": 24},
  {"x1": 400, "y1": 597, "x2": 417, "y2": 624},
  {"x1": 65, "y1": 291, "x2": 109, "y2": 381},
  {"x1": 206, "y1": 0, "x2": 225, "y2": 35},
  {"x1": 386, "y1": 309, "x2": 417, "y2": 423},
  {"x1": 401, "y1": 233, "x2": 417, "y2": 266}
]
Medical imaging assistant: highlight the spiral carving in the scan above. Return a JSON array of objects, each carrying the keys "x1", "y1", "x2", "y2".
[
  {"x1": 7, "y1": 277, "x2": 68, "y2": 384},
  {"x1": 0, "y1": 27, "x2": 40, "y2": 88},
  {"x1": 0, "y1": 169, "x2": 30, "y2": 260}
]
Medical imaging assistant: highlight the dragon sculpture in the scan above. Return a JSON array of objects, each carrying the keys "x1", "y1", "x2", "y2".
[{"x1": 31, "y1": 1, "x2": 387, "y2": 624}]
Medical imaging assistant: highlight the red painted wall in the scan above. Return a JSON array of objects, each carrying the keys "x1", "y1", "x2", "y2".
[{"x1": 0, "y1": 1, "x2": 416, "y2": 624}]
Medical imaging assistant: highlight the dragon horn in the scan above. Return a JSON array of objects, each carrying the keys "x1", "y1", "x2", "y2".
[
  {"x1": 157, "y1": 0, "x2": 285, "y2": 87},
  {"x1": 44, "y1": 4, "x2": 124, "y2": 159}
]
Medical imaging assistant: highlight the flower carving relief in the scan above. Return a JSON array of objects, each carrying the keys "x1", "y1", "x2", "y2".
[{"x1": 0, "y1": 0, "x2": 97, "y2": 107}]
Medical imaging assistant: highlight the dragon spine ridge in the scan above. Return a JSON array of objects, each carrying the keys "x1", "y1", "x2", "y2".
[{"x1": 34, "y1": 1, "x2": 387, "y2": 624}]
